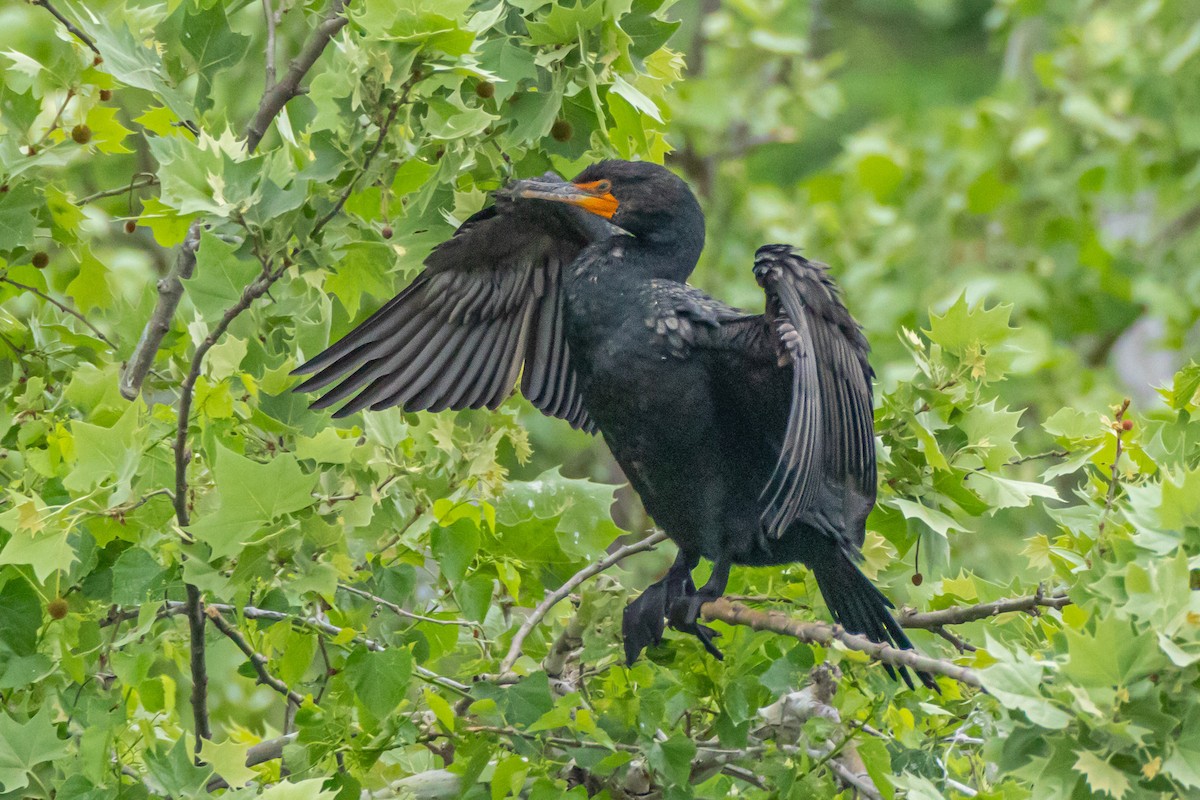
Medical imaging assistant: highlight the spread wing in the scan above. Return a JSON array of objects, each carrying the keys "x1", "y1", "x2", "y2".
[
  {"x1": 292, "y1": 179, "x2": 606, "y2": 431},
  {"x1": 749, "y1": 244, "x2": 876, "y2": 541}
]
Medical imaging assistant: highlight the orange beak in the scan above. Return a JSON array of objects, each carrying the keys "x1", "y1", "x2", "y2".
[{"x1": 514, "y1": 178, "x2": 619, "y2": 219}]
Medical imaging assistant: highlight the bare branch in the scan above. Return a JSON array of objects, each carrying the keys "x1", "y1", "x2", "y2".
[
  {"x1": 76, "y1": 175, "x2": 158, "y2": 205},
  {"x1": 702, "y1": 598, "x2": 982, "y2": 689},
  {"x1": 898, "y1": 592, "x2": 1070, "y2": 630},
  {"x1": 245, "y1": 0, "x2": 348, "y2": 153},
  {"x1": 1, "y1": 276, "x2": 115, "y2": 348},
  {"x1": 119, "y1": 220, "x2": 202, "y2": 400},
  {"x1": 206, "y1": 606, "x2": 305, "y2": 705},
  {"x1": 499, "y1": 531, "x2": 669, "y2": 673},
  {"x1": 185, "y1": 585, "x2": 210, "y2": 754},
  {"x1": 172, "y1": 253, "x2": 287, "y2": 756},
  {"x1": 31, "y1": 0, "x2": 100, "y2": 57}
]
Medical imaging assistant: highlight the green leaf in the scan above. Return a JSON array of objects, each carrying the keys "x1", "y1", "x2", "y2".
[
  {"x1": 0, "y1": 707, "x2": 72, "y2": 793},
  {"x1": 178, "y1": 1, "x2": 251, "y2": 113},
  {"x1": 980, "y1": 634, "x2": 1070, "y2": 729},
  {"x1": 62, "y1": 401, "x2": 144, "y2": 502},
  {"x1": 1072, "y1": 750, "x2": 1130, "y2": 799},
  {"x1": 647, "y1": 733, "x2": 696, "y2": 787},
  {"x1": 188, "y1": 445, "x2": 318, "y2": 559},
  {"x1": 890, "y1": 498, "x2": 964, "y2": 538},
  {"x1": 184, "y1": 231, "x2": 259, "y2": 320},
  {"x1": 111, "y1": 547, "x2": 172, "y2": 606},
  {"x1": 431, "y1": 519, "x2": 479, "y2": 585},
  {"x1": 924, "y1": 294, "x2": 1014, "y2": 357},
  {"x1": 143, "y1": 737, "x2": 213, "y2": 796},
  {"x1": 199, "y1": 738, "x2": 256, "y2": 790},
  {"x1": 344, "y1": 646, "x2": 412, "y2": 719},
  {"x1": 0, "y1": 579, "x2": 40, "y2": 659}
]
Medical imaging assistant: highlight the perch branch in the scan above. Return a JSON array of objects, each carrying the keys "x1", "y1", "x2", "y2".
[
  {"x1": 898, "y1": 591, "x2": 1070, "y2": 629},
  {"x1": 119, "y1": 220, "x2": 202, "y2": 400},
  {"x1": 245, "y1": 0, "x2": 348, "y2": 152},
  {"x1": 499, "y1": 531, "x2": 669, "y2": 673},
  {"x1": 702, "y1": 598, "x2": 982, "y2": 689}
]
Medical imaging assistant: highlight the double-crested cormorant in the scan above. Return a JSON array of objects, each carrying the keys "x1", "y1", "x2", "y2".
[{"x1": 294, "y1": 160, "x2": 934, "y2": 689}]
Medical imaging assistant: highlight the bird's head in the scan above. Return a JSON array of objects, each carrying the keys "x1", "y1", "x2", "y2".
[{"x1": 511, "y1": 160, "x2": 704, "y2": 246}]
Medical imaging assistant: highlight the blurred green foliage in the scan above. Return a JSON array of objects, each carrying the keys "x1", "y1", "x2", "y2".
[{"x1": 2, "y1": 1, "x2": 1200, "y2": 799}]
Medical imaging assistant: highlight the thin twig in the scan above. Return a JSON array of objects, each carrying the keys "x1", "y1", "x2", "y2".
[
  {"x1": 33, "y1": 88, "x2": 75, "y2": 149},
  {"x1": 310, "y1": 71, "x2": 422, "y2": 233},
  {"x1": 339, "y1": 584, "x2": 478, "y2": 628},
  {"x1": 499, "y1": 531, "x2": 669, "y2": 673},
  {"x1": 702, "y1": 598, "x2": 982, "y2": 689},
  {"x1": 245, "y1": 0, "x2": 348, "y2": 153},
  {"x1": 32, "y1": 0, "x2": 101, "y2": 56},
  {"x1": 119, "y1": 220, "x2": 202, "y2": 399},
  {"x1": 898, "y1": 592, "x2": 1071, "y2": 629},
  {"x1": 206, "y1": 607, "x2": 304, "y2": 705},
  {"x1": 261, "y1": 0, "x2": 277, "y2": 91},
  {"x1": 113, "y1": 600, "x2": 474, "y2": 697},
  {"x1": 1, "y1": 276, "x2": 115, "y2": 347},
  {"x1": 76, "y1": 175, "x2": 158, "y2": 205},
  {"x1": 1098, "y1": 398, "x2": 1131, "y2": 535}
]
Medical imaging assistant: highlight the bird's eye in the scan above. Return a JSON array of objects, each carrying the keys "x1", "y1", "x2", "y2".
[{"x1": 594, "y1": 179, "x2": 612, "y2": 194}]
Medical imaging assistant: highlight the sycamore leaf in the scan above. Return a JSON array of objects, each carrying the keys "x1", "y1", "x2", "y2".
[
  {"x1": 199, "y1": 739, "x2": 256, "y2": 790},
  {"x1": 187, "y1": 445, "x2": 318, "y2": 559},
  {"x1": 0, "y1": 707, "x2": 72, "y2": 793},
  {"x1": 924, "y1": 293, "x2": 1014, "y2": 357},
  {"x1": 1073, "y1": 751, "x2": 1130, "y2": 799}
]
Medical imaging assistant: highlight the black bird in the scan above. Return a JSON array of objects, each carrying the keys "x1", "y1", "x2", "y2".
[{"x1": 293, "y1": 160, "x2": 934, "y2": 689}]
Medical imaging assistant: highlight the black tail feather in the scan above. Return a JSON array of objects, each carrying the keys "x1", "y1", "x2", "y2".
[{"x1": 812, "y1": 549, "x2": 937, "y2": 691}]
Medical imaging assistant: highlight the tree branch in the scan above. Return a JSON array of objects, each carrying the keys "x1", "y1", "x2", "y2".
[
  {"x1": 185, "y1": 584, "x2": 210, "y2": 754},
  {"x1": 31, "y1": 0, "x2": 101, "y2": 57},
  {"x1": 702, "y1": 598, "x2": 982, "y2": 689},
  {"x1": 339, "y1": 583, "x2": 478, "y2": 628},
  {"x1": 1, "y1": 276, "x2": 115, "y2": 348},
  {"x1": 76, "y1": 175, "x2": 159, "y2": 205},
  {"x1": 499, "y1": 531, "x2": 668, "y2": 673},
  {"x1": 172, "y1": 253, "x2": 287, "y2": 756},
  {"x1": 898, "y1": 591, "x2": 1071, "y2": 630},
  {"x1": 119, "y1": 220, "x2": 202, "y2": 400},
  {"x1": 309, "y1": 75, "x2": 420, "y2": 234},
  {"x1": 206, "y1": 606, "x2": 304, "y2": 706},
  {"x1": 261, "y1": 0, "x2": 277, "y2": 92},
  {"x1": 109, "y1": 600, "x2": 474, "y2": 697},
  {"x1": 245, "y1": 0, "x2": 348, "y2": 153}
]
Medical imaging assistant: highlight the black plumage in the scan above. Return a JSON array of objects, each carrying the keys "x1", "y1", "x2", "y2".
[{"x1": 293, "y1": 160, "x2": 935, "y2": 689}]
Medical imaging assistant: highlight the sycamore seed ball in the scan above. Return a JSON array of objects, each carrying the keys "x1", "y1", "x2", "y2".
[
  {"x1": 48, "y1": 598, "x2": 68, "y2": 619},
  {"x1": 551, "y1": 119, "x2": 573, "y2": 142}
]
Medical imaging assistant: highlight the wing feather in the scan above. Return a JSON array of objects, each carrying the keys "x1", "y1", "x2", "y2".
[
  {"x1": 293, "y1": 187, "x2": 601, "y2": 430},
  {"x1": 751, "y1": 244, "x2": 876, "y2": 541}
]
